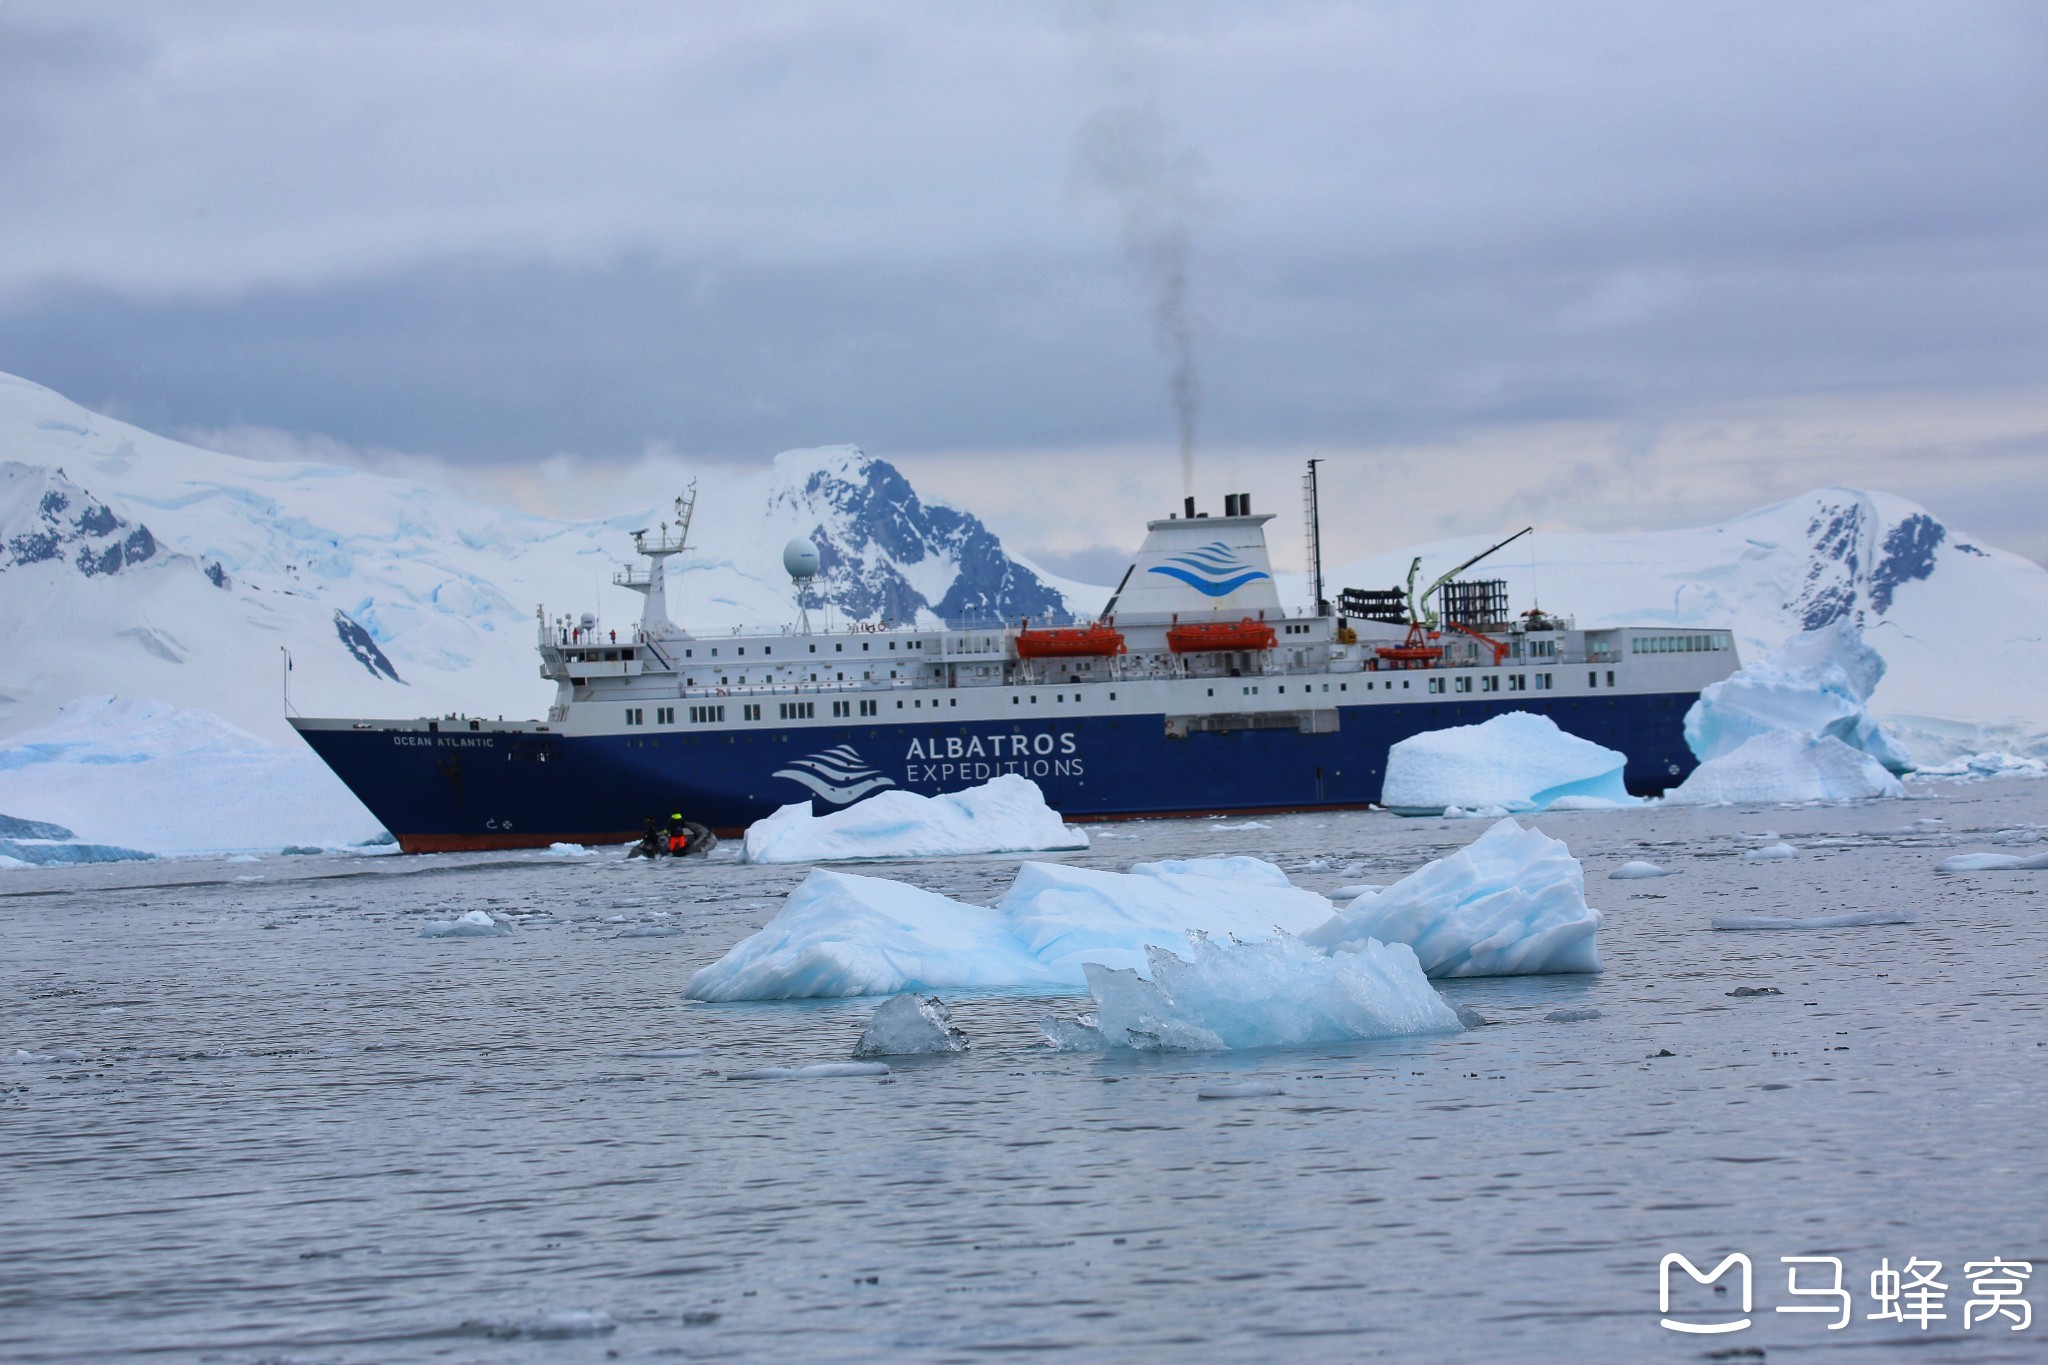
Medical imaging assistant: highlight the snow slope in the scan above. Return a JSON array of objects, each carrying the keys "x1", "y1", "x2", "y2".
[
  {"x1": 1303, "y1": 489, "x2": 2048, "y2": 761},
  {"x1": 0, "y1": 371, "x2": 1074, "y2": 751}
]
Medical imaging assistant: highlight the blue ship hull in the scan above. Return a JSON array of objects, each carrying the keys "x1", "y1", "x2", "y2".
[{"x1": 295, "y1": 692, "x2": 1700, "y2": 851}]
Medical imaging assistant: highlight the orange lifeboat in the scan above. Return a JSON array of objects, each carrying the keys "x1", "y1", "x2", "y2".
[
  {"x1": 1015, "y1": 620, "x2": 1126, "y2": 659},
  {"x1": 1374, "y1": 621, "x2": 1444, "y2": 668},
  {"x1": 1166, "y1": 617, "x2": 1279, "y2": 654}
]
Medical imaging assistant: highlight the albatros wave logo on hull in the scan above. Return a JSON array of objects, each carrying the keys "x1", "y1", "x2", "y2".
[
  {"x1": 1146, "y1": 541, "x2": 1271, "y2": 597},
  {"x1": 774, "y1": 745, "x2": 898, "y2": 805}
]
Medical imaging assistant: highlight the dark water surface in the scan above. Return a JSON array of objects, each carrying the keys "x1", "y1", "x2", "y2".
[{"x1": 4, "y1": 784, "x2": 2045, "y2": 1362}]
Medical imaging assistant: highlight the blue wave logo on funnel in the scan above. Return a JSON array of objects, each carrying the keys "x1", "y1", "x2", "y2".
[
  {"x1": 775, "y1": 745, "x2": 897, "y2": 805},
  {"x1": 1146, "y1": 541, "x2": 1271, "y2": 597}
]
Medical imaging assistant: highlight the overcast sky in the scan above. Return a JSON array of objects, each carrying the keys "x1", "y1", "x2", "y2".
[{"x1": 3, "y1": 1, "x2": 2044, "y2": 576}]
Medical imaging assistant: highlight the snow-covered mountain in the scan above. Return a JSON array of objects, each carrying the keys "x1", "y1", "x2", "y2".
[
  {"x1": 1300, "y1": 488, "x2": 2048, "y2": 761},
  {"x1": 0, "y1": 371, "x2": 1077, "y2": 748}
]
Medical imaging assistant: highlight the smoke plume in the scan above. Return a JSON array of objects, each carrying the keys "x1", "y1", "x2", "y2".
[{"x1": 1074, "y1": 99, "x2": 1204, "y2": 496}]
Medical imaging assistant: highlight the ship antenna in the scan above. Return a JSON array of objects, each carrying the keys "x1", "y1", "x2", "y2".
[{"x1": 1303, "y1": 456, "x2": 1328, "y2": 617}]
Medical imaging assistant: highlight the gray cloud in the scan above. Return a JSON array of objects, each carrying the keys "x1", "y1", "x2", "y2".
[{"x1": 0, "y1": 1, "x2": 2042, "y2": 560}]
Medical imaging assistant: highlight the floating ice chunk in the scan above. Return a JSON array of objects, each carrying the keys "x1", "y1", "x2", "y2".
[
  {"x1": 1199, "y1": 1082, "x2": 1286, "y2": 1099},
  {"x1": 1452, "y1": 1004, "x2": 1490, "y2": 1028},
  {"x1": 1609, "y1": 860, "x2": 1674, "y2": 879},
  {"x1": 999, "y1": 859, "x2": 1334, "y2": 979},
  {"x1": 1329, "y1": 883, "x2": 1386, "y2": 901},
  {"x1": 1382, "y1": 712, "x2": 1640, "y2": 817},
  {"x1": 854, "y1": 995, "x2": 970, "y2": 1056},
  {"x1": 544, "y1": 842, "x2": 596, "y2": 857},
  {"x1": 1713, "y1": 911, "x2": 1916, "y2": 930},
  {"x1": 742, "y1": 774, "x2": 1086, "y2": 863},
  {"x1": 1038, "y1": 1014, "x2": 1111, "y2": 1052},
  {"x1": 726, "y1": 1062, "x2": 891, "y2": 1080},
  {"x1": 1742, "y1": 842, "x2": 1799, "y2": 861},
  {"x1": 686, "y1": 870, "x2": 1061, "y2": 1001},
  {"x1": 1665, "y1": 732, "x2": 1905, "y2": 806},
  {"x1": 1443, "y1": 804, "x2": 1513, "y2": 820},
  {"x1": 7, "y1": 1048, "x2": 55, "y2": 1064},
  {"x1": 1303, "y1": 819, "x2": 1601, "y2": 977},
  {"x1": 1683, "y1": 619, "x2": 1913, "y2": 773},
  {"x1": 1208, "y1": 820, "x2": 1271, "y2": 830},
  {"x1": 1082, "y1": 932, "x2": 1460, "y2": 1051},
  {"x1": 1913, "y1": 752, "x2": 2048, "y2": 782},
  {"x1": 463, "y1": 1309, "x2": 616, "y2": 1340},
  {"x1": 1936, "y1": 851, "x2": 2048, "y2": 872},
  {"x1": 1544, "y1": 1007, "x2": 1603, "y2": 1022},
  {"x1": 419, "y1": 909, "x2": 510, "y2": 938}
]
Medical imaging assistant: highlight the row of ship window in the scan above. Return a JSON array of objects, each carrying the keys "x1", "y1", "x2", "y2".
[
  {"x1": 623, "y1": 667, "x2": 1635, "y2": 726},
  {"x1": 1631, "y1": 633, "x2": 1729, "y2": 653},
  {"x1": 680, "y1": 639, "x2": 927, "y2": 658}
]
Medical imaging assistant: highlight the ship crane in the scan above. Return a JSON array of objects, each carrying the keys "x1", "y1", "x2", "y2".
[{"x1": 1378, "y1": 526, "x2": 1533, "y2": 668}]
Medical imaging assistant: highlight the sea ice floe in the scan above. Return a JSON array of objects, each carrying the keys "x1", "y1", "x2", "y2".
[
  {"x1": 742, "y1": 774, "x2": 1086, "y2": 863},
  {"x1": 854, "y1": 995, "x2": 970, "y2": 1056},
  {"x1": 1712, "y1": 911, "x2": 1917, "y2": 930},
  {"x1": 1199, "y1": 1082, "x2": 1286, "y2": 1099},
  {"x1": 725, "y1": 1062, "x2": 891, "y2": 1080},
  {"x1": 1664, "y1": 732, "x2": 1905, "y2": 807},
  {"x1": 1742, "y1": 842, "x2": 1799, "y2": 861},
  {"x1": 1070, "y1": 932, "x2": 1461, "y2": 1051},
  {"x1": 463, "y1": 1309, "x2": 616, "y2": 1340},
  {"x1": 1913, "y1": 752, "x2": 2048, "y2": 782},
  {"x1": 1381, "y1": 711, "x2": 1639, "y2": 817},
  {"x1": 1935, "y1": 851, "x2": 2048, "y2": 872},
  {"x1": 1608, "y1": 860, "x2": 1674, "y2": 879},
  {"x1": 1684, "y1": 618, "x2": 1914, "y2": 773},
  {"x1": 1302, "y1": 818, "x2": 1602, "y2": 977},
  {"x1": 418, "y1": 909, "x2": 510, "y2": 938},
  {"x1": 687, "y1": 856, "x2": 1333, "y2": 1001}
]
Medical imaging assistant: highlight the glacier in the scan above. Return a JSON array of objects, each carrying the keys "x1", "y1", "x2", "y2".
[
  {"x1": 742, "y1": 775, "x2": 1085, "y2": 864},
  {"x1": 1302, "y1": 818, "x2": 1602, "y2": 977},
  {"x1": 1380, "y1": 711, "x2": 1638, "y2": 816},
  {"x1": 686, "y1": 855, "x2": 1338, "y2": 1001},
  {"x1": 0, "y1": 696, "x2": 385, "y2": 857}
]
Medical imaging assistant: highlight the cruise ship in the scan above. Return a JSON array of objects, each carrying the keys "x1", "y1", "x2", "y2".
[{"x1": 292, "y1": 483, "x2": 1740, "y2": 851}]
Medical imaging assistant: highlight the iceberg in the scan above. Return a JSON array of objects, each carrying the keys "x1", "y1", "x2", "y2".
[
  {"x1": 1683, "y1": 619, "x2": 1913, "y2": 773},
  {"x1": 0, "y1": 837, "x2": 154, "y2": 866},
  {"x1": 1663, "y1": 732, "x2": 1905, "y2": 807},
  {"x1": 1078, "y1": 932, "x2": 1462, "y2": 1051},
  {"x1": 1303, "y1": 818, "x2": 1602, "y2": 977},
  {"x1": 689, "y1": 855, "x2": 1339, "y2": 1001},
  {"x1": 1380, "y1": 712, "x2": 1638, "y2": 816},
  {"x1": 853, "y1": 995, "x2": 970, "y2": 1056},
  {"x1": 742, "y1": 774, "x2": 1086, "y2": 863}
]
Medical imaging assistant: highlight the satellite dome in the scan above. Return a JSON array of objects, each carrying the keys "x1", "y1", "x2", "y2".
[
  {"x1": 578, "y1": 611, "x2": 598, "y2": 630},
  {"x1": 783, "y1": 536, "x2": 820, "y2": 580}
]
